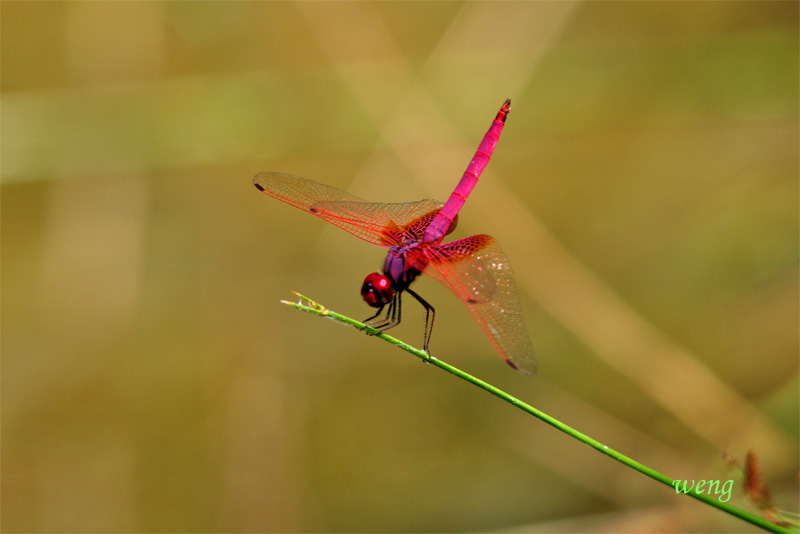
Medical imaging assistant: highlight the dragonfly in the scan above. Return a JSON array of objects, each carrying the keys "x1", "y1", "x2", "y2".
[{"x1": 254, "y1": 100, "x2": 536, "y2": 374}]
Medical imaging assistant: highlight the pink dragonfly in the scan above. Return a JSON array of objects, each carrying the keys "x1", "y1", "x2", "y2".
[{"x1": 255, "y1": 100, "x2": 536, "y2": 374}]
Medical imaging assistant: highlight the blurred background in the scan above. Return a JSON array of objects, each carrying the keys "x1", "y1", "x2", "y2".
[{"x1": 2, "y1": 2, "x2": 798, "y2": 532}]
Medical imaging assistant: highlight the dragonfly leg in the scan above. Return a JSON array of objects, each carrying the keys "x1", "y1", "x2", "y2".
[
  {"x1": 363, "y1": 305, "x2": 386, "y2": 324},
  {"x1": 406, "y1": 288, "x2": 435, "y2": 354},
  {"x1": 378, "y1": 292, "x2": 402, "y2": 331},
  {"x1": 362, "y1": 304, "x2": 386, "y2": 337},
  {"x1": 365, "y1": 291, "x2": 402, "y2": 332}
]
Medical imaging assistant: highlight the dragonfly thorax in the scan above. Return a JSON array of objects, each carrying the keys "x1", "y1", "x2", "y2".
[{"x1": 384, "y1": 244, "x2": 426, "y2": 287}]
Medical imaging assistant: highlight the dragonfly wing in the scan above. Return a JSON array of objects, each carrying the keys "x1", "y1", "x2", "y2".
[
  {"x1": 424, "y1": 235, "x2": 536, "y2": 374},
  {"x1": 255, "y1": 172, "x2": 444, "y2": 247}
]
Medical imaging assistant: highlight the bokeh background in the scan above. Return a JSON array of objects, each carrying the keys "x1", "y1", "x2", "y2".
[{"x1": 2, "y1": 2, "x2": 798, "y2": 532}]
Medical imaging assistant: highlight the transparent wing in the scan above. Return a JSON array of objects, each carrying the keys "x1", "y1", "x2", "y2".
[
  {"x1": 254, "y1": 172, "x2": 445, "y2": 247},
  {"x1": 423, "y1": 235, "x2": 536, "y2": 374}
]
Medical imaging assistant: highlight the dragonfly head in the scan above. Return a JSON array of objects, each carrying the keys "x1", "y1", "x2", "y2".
[{"x1": 361, "y1": 272, "x2": 394, "y2": 308}]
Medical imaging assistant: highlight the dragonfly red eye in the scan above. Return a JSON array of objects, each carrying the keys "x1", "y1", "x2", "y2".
[{"x1": 361, "y1": 272, "x2": 394, "y2": 308}]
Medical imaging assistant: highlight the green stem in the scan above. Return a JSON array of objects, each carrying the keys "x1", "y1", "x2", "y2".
[{"x1": 281, "y1": 292, "x2": 794, "y2": 533}]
